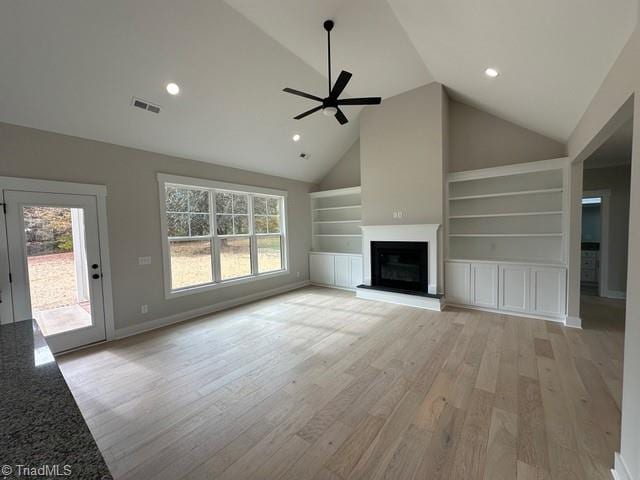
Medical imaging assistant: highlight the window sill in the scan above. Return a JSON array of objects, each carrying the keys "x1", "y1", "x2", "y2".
[{"x1": 165, "y1": 269, "x2": 290, "y2": 299}]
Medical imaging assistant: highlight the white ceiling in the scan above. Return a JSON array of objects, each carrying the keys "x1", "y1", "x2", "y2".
[
  {"x1": 0, "y1": 0, "x2": 637, "y2": 182},
  {"x1": 585, "y1": 119, "x2": 634, "y2": 169},
  {"x1": 387, "y1": 0, "x2": 637, "y2": 141},
  {"x1": 0, "y1": 0, "x2": 359, "y2": 183}
]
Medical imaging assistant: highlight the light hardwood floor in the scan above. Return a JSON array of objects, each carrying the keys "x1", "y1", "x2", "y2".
[{"x1": 58, "y1": 287, "x2": 624, "y2": 480}]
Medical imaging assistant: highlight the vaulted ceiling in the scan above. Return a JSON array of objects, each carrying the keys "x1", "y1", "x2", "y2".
[{"x1": 0, "y1": 0, "x2": 637, "y2": 183}]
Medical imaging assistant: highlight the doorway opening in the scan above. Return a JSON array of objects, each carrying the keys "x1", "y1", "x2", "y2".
[{"x1": 24, "y1": 206, "x2": 92, "y2": 336}]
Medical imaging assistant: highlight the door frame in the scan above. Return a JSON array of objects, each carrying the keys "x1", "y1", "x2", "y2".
[
  {"x1": 0, "y1": 176, "x2": 115, "y2": 342},
  {"x1": 582, "y1": 189, "x2": 611, "y2": 297}
]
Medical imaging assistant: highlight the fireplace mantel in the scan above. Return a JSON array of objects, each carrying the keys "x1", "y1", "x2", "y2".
[{"x1": 361, "y1": 224, "x2": 441, "y2": 295}]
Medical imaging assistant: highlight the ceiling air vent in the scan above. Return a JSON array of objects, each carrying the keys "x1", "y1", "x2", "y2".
[{"x1": 131, "y1": 97, "x2": 161, "y2": 114}]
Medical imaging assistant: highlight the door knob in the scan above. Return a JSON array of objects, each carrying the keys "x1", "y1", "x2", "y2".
[{"x1": 92, "y1": 274, "x2": 100, "y2": 279}]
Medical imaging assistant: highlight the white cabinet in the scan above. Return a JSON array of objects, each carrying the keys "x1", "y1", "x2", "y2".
[
  {"x1": 531, "y1": 266, "x2": 566, "y2": 318},
  {"x1": 335, "y1": 256, "x2": 351, "y2": 288},
  {"x1": 310, "y1": 254, "x2": 335, "y2": 285},
  {"x1": 350, "y1": 256, "x2": 363, "y2": 287},
  {"x1": 445, "y1": 261, "x2": 566, "y2": 320},
  {"x1": 445, "y1": 262, "x2": 471, "y2": 305},
  {"x1": 470, "y1": 263, "x2": 498, "y2": 309},
  {"x1": 309, "y1": 253, "x2": 362, "y2": 290},
  {"x1": 499, "y1": 265, "x2": 530, "y2": 313}
]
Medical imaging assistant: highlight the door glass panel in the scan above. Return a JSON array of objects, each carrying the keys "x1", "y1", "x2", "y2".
[{"x1": 23, "y1": 206, "x2": 93, "y2": 336}]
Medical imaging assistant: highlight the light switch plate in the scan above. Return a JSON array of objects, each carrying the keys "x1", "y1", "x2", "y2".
[{"x1": 138, "y1": 256, "x2": 152, "y2": 265}]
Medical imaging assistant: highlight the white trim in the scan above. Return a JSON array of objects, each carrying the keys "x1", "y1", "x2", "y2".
[
  {"x1": 309, "y1": 186, "x2": 361, "y2": 198},
  {"x1": 564, "y1": 315, "x2": 583, "y2": 329},
  {"x1": 612, "y1": 452, "x2": 632, "y2": 480},
  {"x1": 157, "y1": 173, "x2": 287, "y2": 197},
  {"x1": 158, "y1": 174, "x2": 289, "y2": 299},
  {"x1": 447, "y1": 157, "x2": 571, "y2": 182},
  {"x1": 114, "y1": 280, "x2": 310, "y2": 339},
  {"x1": 0, "y1": 176, "x2": 107, "y2": 196},
  {"x1": 0, "y1": 177, "x2": 116, "y2": 341},
  {"x1": 583, "y1": 189, "x2": 611, "y2": 297},
  {"x1": 361, "y1": 224, "x2": 441, "y2": 295},
  {"x1": 447, "y1": 258, "x2": 566, "y2": 268},
  {"x1": 356, "y1": 286, "x2": 444, "y2": 311},
  {"x1": 446, "y1": 303, "x2": 569, "y2": 324}
]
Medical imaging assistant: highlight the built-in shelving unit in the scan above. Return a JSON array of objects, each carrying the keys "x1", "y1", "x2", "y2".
[
  {"x1": 444, "y1": 159, "x2": 572, "y2": 322},
  {"x1": 446, "y1": 159, "x2": 570, "y2": 264},
  {"x1": 310, "y1": 186, "x2": 362, "y2": 255}
]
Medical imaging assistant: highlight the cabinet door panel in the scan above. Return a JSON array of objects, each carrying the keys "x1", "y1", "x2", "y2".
[
  {"x1": 350, "y1": 256, "x2": 363, "y2": 288},
  {"x1": 531, "y1": 267, "x2": 566, "y2": 317},
  {"x1": 499, "y1": 265, "x2": 530, "y2": 313},
  {"x1": 309, "y1": 254, "x2": 335, "y2": 285},
  {"x1": 335, "y1": 256, "x2": 351, "y2": 288},
  {"x1": 445, "y1": 262, "x2": 471, "y2": 305},
  {"x1": 471, "y1": 263, "x2": 498, "y2": 309}
]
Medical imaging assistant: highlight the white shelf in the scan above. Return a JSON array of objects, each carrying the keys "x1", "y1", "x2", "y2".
[
  {"x1": 447, "y1": 257, "x2": 566, "y2": 267},
  {"x1": 449, "y1": 233, "x2": 563, "y2": 238},
  {"x1": 314, "y1": 234, "x2": 362, "y2": 237},
  {"x1": 449, "y1": 211, "x2": 563, "y2": 219},
  {"x1": 313, "y1": 205, "x2": 362, "y2": 211},
  {"x1": 313, "y1": 220, "x2": 361, "y2": 224},
  {"x1": 448, "y1": 188, "x2": 563, "y2": 201}
]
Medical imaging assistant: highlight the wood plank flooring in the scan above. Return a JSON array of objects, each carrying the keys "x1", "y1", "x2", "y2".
[{"x1": 58, "y1": 287, "x2": 624, "y2": 480}]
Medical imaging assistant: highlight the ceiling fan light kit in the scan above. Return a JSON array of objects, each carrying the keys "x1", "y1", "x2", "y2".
[{"x1": 283, "y1": 19, "x2": 382, "y2": 125}]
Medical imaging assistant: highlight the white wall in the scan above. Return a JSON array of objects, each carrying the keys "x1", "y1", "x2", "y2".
[
  {"x1": 0, "y1": 122, "x2": 314, "y2": 332},
  {"x1": 567, "y1": 23, "x2": 640, "y2": 480}
]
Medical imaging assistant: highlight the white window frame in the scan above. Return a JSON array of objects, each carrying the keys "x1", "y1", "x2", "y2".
[{"x1": 158, "y1": 173, "x2": 289, "y2": 299}]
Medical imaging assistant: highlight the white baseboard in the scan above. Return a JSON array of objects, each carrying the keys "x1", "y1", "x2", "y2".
[
  {"x1": 445, "y1": 303, "x2": 566, "y2": 324},
  {"x1": 612, "y1": 452, "x2": 632, "y2": 480},
  {"x1": 113, "y1": 280, "x2": 311, "y2": 340},
  {"x1": 606, "y1": 290, "x2": 627, "y2": 300},
  {"x1": 564, "y1": 315, "x2": 582, "y2": 329}
]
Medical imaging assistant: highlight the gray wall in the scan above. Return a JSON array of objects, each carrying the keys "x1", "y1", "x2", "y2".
[
  {"x1": 583, "y1": 165, "x2": 631, "y2": 293},
  {"x1": 567, "y1": 21, "x2": 640, "y2": 479},
  {"x1": 360, "y1": 82, "x2": 446, "y2": 226},
  {"x1": 448, "y1": 100, "x2": 566, "y2": 172},
  {"x1": 0, "y1": 122, "x2": 314, "y2": 331},
  {"x1": 317, "y1": 140, "x2": 360, "y2": 191}
]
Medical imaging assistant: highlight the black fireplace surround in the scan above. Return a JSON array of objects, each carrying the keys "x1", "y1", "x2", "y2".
[{"x1": 371, "y1": 241, "x2": 428, "y2": 293}]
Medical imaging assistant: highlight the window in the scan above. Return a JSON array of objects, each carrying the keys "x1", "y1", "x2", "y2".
[{"x1": 160, "y1": 175, "x2": 287, "y2": 296}]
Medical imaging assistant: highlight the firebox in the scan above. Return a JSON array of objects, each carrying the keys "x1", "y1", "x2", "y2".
[{"x1": 370, "y1": 241, "x2": 428, "y2": 293}]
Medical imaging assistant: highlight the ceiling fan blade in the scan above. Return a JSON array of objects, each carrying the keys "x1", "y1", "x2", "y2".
[
  {"x1": 335, "y1": 108, "x2": 349, "y2": 125},
  {"x1": 337, "y1": 97, "x2": 382, "y2": 105},
  {"x1": 283, "y1": 88, "x2": 323, "y2": 102},
  {"x1": 294, "y1": 105, "x2": 323, "y2": 120},
  {"x1": 330, "y1": 71, "x2": 352, "y2": 99}
]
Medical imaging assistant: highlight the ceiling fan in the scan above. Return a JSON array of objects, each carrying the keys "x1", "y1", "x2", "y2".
[{"x1": 283, "y1": 20, "x2": 382, "y2": 125}]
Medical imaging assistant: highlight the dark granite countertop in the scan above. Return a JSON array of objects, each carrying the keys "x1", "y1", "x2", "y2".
[{"x1": 0, "y1": 320, "x2": 111, "y2": 480}]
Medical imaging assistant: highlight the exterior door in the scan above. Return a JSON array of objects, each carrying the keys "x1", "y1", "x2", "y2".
[{"x1": 4, "y1": 191, "x2": 107, "y2": 352}]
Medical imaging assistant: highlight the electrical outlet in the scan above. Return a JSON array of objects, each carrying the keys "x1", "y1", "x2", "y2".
[
  {"x1": 138, "y1": 256, "x2": 152, "y2": 265},
  {"x1": 141, "y1": 304, "x2": 149, "y2": 314}
]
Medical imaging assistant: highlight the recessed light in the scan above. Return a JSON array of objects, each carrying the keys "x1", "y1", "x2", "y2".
[
  {"x1": 166, "y1": 83, "x2": 180, "y2": 95},
  {"x1": 484, "y1": 68, "x2": 499, "y2": 78},
  {"x1": 292, "y1": 134, "x2": 301, "y2": 142}
]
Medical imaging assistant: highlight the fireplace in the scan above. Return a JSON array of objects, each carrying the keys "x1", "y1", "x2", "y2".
[{"x1": 371, "y1": 241, "x2": 428, "y2": 293}]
